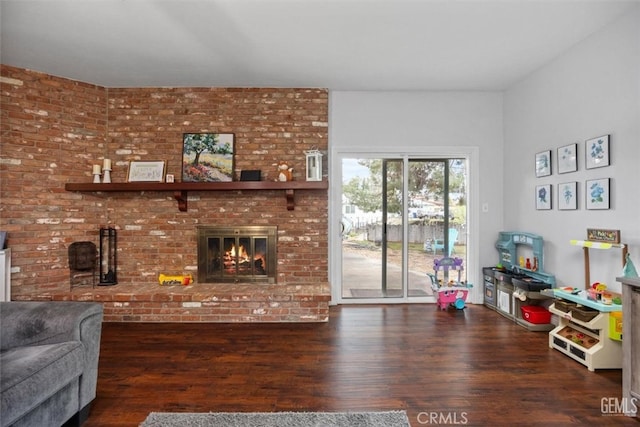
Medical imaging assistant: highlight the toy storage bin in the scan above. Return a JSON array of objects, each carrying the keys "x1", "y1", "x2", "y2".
[
  {"x1": 554, "y1": 299, "x2": 577, "y2": 313},
  {"x1": 521, "y1": 305, "x2": 551, "y2": 324},
  {"x1": 571, "y1": 305, "x2": 598, "y2": 322}
]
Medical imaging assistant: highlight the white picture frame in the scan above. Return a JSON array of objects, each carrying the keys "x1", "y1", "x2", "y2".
[
  {"x1": 585, "y1": 135, "x2": 610, "y2": 169},
  {"x1": 535, "y1": 150, "x2": 552, "y2": 177},
  {"x1": 557, "y1": 182, "x2": 577, "y2": 210},
  {"x1": 127, "y1": 161, "x2": 166, "y2": 182},
  {"x1": 586, "y1": 178, "x2": 610, "y2": 210},
  {"x1": 535, "y1": 184, "x2": 552, "y2": 210},
  {"x1": 557, "y1": 143, "x2": 577, "y2": 174}
]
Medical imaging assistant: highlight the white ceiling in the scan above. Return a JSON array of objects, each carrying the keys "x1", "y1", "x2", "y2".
[{"x1": 1, "y1": 0, "x2": 637, "y2": 90}]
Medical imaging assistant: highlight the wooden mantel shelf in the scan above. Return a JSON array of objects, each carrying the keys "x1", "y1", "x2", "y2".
[{"x1": 65, "y1": 181, "x2": 328, "y2": 211}]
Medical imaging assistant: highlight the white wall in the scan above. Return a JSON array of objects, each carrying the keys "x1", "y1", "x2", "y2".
[
  {"x1": 329, "y1": 91, "x2": 505, "y2": 301},
  {"x1": 503, "y1": 6, "x2": 640, "y2": 292}
]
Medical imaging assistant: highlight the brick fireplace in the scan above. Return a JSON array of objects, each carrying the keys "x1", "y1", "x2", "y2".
[
  {"x1": 1, "y1": 66, "x2": 330, "y2": 322},
  {"x1": 197, "y1": 225, "x2": 277, "y2": 284}
]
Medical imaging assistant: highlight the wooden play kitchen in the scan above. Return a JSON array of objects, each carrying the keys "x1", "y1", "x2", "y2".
[{"x1": 546, "y1": 229, "x2": 626, "y2": 371}]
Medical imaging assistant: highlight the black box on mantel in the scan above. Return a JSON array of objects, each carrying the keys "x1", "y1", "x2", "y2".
[{"x1": 240, "y1": 170, "x2": 261, "y2": 181}]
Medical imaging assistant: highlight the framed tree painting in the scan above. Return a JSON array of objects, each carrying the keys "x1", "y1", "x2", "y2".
[
  {"x1": 535, "y1": 150, "x2": 551, "y2": 177},
  {"x1": 586, "y1": 178, "x2": 610, "y2": 210},
  {"x1": 536, "y1": 184, "x2": 552, "y2": 210},
  {"x1": 182, "y1": 133, "x2": 235, "y2": 182},
  {"x1": 558, "y1": 182, "x2": 577, "y2": 210}
]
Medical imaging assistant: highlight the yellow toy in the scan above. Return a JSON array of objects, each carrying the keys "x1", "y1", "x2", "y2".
[{"x1": 159, "y1": 273, "x2": 192, "y2": 286}]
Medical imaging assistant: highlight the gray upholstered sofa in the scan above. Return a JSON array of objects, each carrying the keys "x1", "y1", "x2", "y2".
[{"x1": 0, "y1": 301, "x2": 103, "y2": 427}]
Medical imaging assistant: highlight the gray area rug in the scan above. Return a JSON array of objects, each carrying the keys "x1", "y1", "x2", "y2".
[{"x1": 139, "y1": 411, "x2": 410, "y2": 427}]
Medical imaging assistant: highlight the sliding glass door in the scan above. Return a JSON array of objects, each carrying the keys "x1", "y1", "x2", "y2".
[{"x1": 340, "y1": 157, "x2": 467, "y2": 301}]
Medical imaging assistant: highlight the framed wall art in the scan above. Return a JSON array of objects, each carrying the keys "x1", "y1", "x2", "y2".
[
  {"x1": 586, "y1": 178, "x2": 610, "y2": 210},
  {"x1": 535, "y1": 150, "x2": 551, "y2": 177},
  {"x1": 127, "y1": 161, "x2": 166, "y2": 182},
  {"x1": 535, "y1": 184, "x2": 552, "y2": 210},
  {"x1": 182, "y1": 133, "x2": 235, "y2": 182},
  {"x1": 585, "y1": 134, "x2": 610, "y2": 169},
  {"x1": 557, "y1": 182, "x2": 577, "y2": 210},
  {"x1": 557, "y1": 143, "x2": 577, "y2": 174}
]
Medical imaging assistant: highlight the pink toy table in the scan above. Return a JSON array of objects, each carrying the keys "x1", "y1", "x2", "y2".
[{"x1": 427, "y1": 257, "x2": 473, "y2": 310}]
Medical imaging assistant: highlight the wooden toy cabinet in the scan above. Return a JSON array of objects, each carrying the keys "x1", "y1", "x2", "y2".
[
  {"x1": 617, "y1": 276, "x2": 639, "y2": 418},
  {"x1": 548, "y1": 290, "x2": 622, "y2": 371}
]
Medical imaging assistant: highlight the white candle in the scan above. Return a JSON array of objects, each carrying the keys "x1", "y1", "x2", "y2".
[
  {"x1": 92, "y1": 164, "x2": 101, "y2": 175},
  {"x1": 103, "y1": 159, "x2": 111, "y2": 170}
]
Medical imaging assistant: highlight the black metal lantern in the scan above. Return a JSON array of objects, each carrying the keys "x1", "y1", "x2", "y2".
[{"x1": 99, "y1": 227, "x2": 117, "y2": 285}]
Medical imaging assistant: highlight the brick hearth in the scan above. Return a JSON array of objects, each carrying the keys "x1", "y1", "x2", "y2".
[{"x1": 13, "y1": 283, "x2": 330, "y2": 322}]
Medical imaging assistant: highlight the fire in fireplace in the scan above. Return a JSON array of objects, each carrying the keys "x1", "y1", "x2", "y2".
[{"x1": 197, "y1": 226, "x2": 277, "y2": 283}]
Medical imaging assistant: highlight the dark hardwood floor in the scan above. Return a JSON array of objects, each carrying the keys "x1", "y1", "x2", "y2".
[{"x1": 85, "y1": 304, "x2": 638, "y2": 426}]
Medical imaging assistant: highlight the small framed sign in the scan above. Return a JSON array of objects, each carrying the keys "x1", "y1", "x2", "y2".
[
  {"x1": 127, "y1": 161, "x2": 166, "y2": 182},
  {"x1": 586, "y1": 228, "x2": 620, "y2": 243}
]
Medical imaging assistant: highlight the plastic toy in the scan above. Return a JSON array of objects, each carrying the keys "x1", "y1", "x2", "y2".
[
  {"x1": 158, "y1": 273, "x2": 193, "y2": 286},
  {"x1": 427, "y1": 257, "x2": 472, "y2": 310}
]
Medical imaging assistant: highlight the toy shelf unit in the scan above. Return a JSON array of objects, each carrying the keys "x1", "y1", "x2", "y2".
[
  {"x1": 492, "y1": 232, "x2": 555, "y2": 331},
  {"x1": 427, "y1": 257, "x2": 472, "y2": 311},
  {"x1": 547, "y1": 289, "x2": 622, "y2": 371}
]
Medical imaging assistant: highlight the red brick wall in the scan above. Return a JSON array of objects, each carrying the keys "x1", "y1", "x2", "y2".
[
  {"x1": 1, "y1": 66, "x2": 108, "y2": 294},
  {"x1": 1, "y1": 65, "x2": 330, "y2": 322}
]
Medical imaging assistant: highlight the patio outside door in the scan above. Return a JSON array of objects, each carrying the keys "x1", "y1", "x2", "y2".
[{"x1": 340, "y1": 157, "x2": 467, "y2": 301}]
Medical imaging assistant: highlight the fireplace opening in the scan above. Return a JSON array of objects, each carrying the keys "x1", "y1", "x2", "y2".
[{"x1": 197, "y1": 226, "x2": 277, "y2": 283}]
